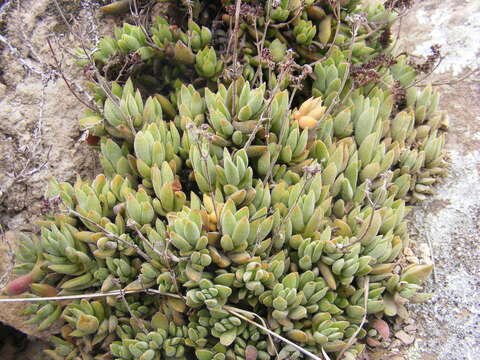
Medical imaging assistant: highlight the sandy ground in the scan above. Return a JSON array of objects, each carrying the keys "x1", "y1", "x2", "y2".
[
  {"x1": 396, "y1": 1, "x2": 480, "y2": 359},
  {"x1": 0, "y1": 0, "x2": 479, "y2": 359}
]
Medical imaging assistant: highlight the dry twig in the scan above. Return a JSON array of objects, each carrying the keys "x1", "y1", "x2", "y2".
[
  {"x1": 68, "y1": 209, "x2": 152, "y2": 262},
  {"x1": 224, "y1": 305, "x2": 325, "y2": 360},
  {"x1": 0, "y1": 288, "x2": 183, "y2": 303}
]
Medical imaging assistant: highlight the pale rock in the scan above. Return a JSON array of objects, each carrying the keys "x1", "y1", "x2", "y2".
[{"x1": 395, "y1": 330, "x2": 415, "y2": 345}]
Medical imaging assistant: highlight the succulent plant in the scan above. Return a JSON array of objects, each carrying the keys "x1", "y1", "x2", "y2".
[{"x1": 5, "y1": 1, "x2": 448, "y2": 359}]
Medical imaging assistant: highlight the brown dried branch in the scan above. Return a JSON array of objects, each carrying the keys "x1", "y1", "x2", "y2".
[
  {"x1": 262, "y1": 85, "x2": 299, "y2": 184},
  {"x1": 51, "y1": 0, "x2": 138, "y2": 137},
  {"x1": 406, "y1": 54, "x2": 445, "y2": 89},
  {"x1": 67, "y1": 209, "x2": 152, "y2": 262},
  {"x1": 417, "y1": 67, "x2": 479, "y2": 88},
  {"x1": 112, "y1": 277, "x2": 149, "y2": 334},
  {"x1": 315, "y1": 18, "x2": 359, "y2": 125},
  {"x1": 128, "y1": 222, "x2": 183, "y2": 295},
  {"x1": 225, "y1": 305, "x2": 325, "y2": 360},
  {"x1": 230, "y1": 0, "x2": 243, "y2": 114},
  {"x1": 340, "y1": 174, "x2": 389, "y2": 251}
]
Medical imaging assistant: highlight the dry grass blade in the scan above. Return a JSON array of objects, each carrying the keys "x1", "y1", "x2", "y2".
[
  {"x1": 341, "y1": 180, "x2": 382, "y2": 251},
  {"x1": 223, "y1": 305, "x2": 279, "y2": 359},
  {"x1": 0, "y1": 288, "x2": 184, "y2": 303},
  {"x1": 336, "y1": 277, "x2": 370, "y2": 359},
  {"x1": 113, "y1": 278, "x2": 149, "y2": 334},
  {"x1": 224, "y1": 305, "x2": 325, "y2": 360},
  {"x1": 321, "y1": 348, "x2": 333, "y2": 360},
  {"x1": 46, "y1": 37, "x2": 97, "y2": 112}
]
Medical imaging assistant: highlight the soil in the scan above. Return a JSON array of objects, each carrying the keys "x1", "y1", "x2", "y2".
[
  {"x1": 371, "y1": 82, "x2": 480, "y2": 358},
  {"x1": 0, "y1": 0, "x2": 479, "y2": 359},
  {"x1": 374, "y1": 1, "x2": 480, "y2": 359}
]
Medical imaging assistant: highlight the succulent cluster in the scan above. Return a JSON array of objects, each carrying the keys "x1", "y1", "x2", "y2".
[{"x1": 7, "y1": 0, "x2": 447, "y2": 359}]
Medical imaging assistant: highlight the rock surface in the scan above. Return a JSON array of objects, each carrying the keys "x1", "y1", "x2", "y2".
[
  {"x1": 368, "y1": 1, "x2": 480, "y2": 359},
  {"x1": 0, "y1": 0, "x2": 101, "y2": 231},
  {"x1": 396, "y1": 1, "x2": 480, "y2": 359},
  {"x1": 0, "y1": 0, "x2": 102, "y2": 341}
]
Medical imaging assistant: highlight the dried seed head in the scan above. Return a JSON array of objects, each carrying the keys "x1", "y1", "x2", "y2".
[
  {"x1": 276, "y1": 49, "x2": 296, "y2": 83},
  {"x1": 260, "y1": 48, "x2": 275, "y2": 69},
  {"x1": 385, "y1": 0, "x2": 415, "y2": 10},
  {"x1": 303, "y1": 163, "x2": 322, "y2": 178},
  {"x1": 351, "y1": 54, "x2": 397, "y2": 88},
  {"x1": 40, "y1": 196, "x2": 62, "y2": 216},
  {"x1": 345, "y1": 13, "x2": 368, "y2": 33},
  {"x1": 291, "y1": 64, "x2": 313, "y2": 90},
  {"x1": 409, "y1": 44, "x2": 442, "y2": 73},
  {"x1": 380, "y1": 25, "x2": 392, "y2": 48}
]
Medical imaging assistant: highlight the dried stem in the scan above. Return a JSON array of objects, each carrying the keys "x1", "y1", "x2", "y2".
[
  {"x1": 242, "y1": 83, "x2": 281, "y2": 150},
  {"x1": 52, "y1": 0, "x2": 137, "y2": 136},
  {"x1": 275, "y1": 174, "x2": 309, "y2": 233},
  {"x1": 46, "y1": 37, "x2": 97, "y2": 112},
  {"x1": 130, "y1": 222, "x2": 183, "y2": 295},
  {"x1": 321, "y1": 348, "x2": 333, "y2": 360},
  {"x1": 316, "y1": 19, "x2": 358, "y2": 127},
  {"x1": 417, "y1": 67, "x2": 479, "y2": 87},
  {"x1": 0, "y1": 43, "x2": 52, "y2": 199},
  {"x1": 251, "y1": 0, "x2": 273, "y2": 87},
  {"x1": 405, "y1": 55, "x2": 445, "y2": 89},
  {"x1": 0, "y1": 34, "x2": 42, "y2": 75},
  {"x1": 113, "y1": 278, "x2": 149, "y2": 334},
  {"x1": 341, "y1": 180, "x2": 380, "y2": 251},
  {"x1": 341, "y1": 9, "x2": 410, "y2": 49},
  {"x1": 230, "y1": 0, "x2": 243, "y2": 114},
  {"x1": 336, "y1": 277, "x2": 370, "y2": 359},
  {"x1": 130, "y1": 224, "x2": 185, "y2": 263},
  {"x1": 0, "y1": 288, "x2": 184, "y2": 303},
  {"x1": 224, "y1": 305, "x2": 324, "y2": 360},
  {"x1": 262, "y1": 87, "x2": 298, "y2": 185},
  {"x1": 321, "y1": 1, "x2": 341, "y2": 61},
  {"x1": 270, "y1": 2, "x2": 305, "y2": 29},
  {"x1": 67, "y1": 209, "x2": 152, "y2": 262},
  {"x1": 198, "y1": 140, "x2": 222, "y2": 234},
  {"x1": 225, "y1": 305, "x2": 279, "y2": 359}
]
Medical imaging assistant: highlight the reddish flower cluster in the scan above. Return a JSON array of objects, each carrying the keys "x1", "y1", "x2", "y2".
[
  {"x1": 379, "y1": 26, "x2": 392, "y2": 49},
  {"x1": 410, "y1": 44, "x2": 441, "y2": 74},
  {"x1": 351, "y1": 54, "x2": 397, "y2": 88},
  {"x1": 40, "y1": 196, "x2": 62, "y2": 216},
  {"x1": 385, "y1": 0, "x2": 415, "y2": 10}
]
